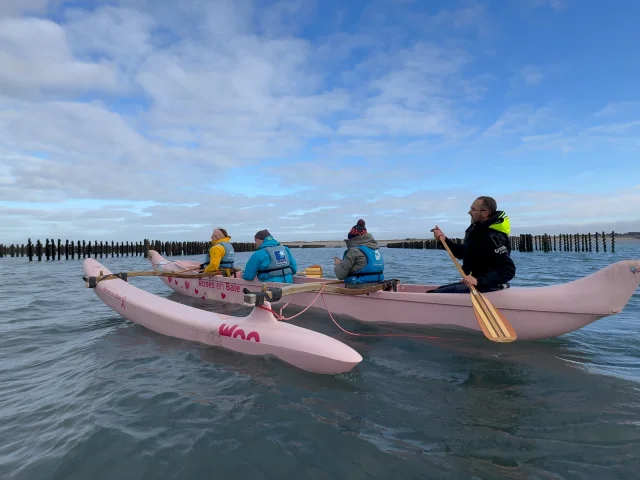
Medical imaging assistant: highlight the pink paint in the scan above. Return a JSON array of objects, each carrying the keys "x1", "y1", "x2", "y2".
[
  {"x1": 247, "y1": 331, "x2": 260, "y2": 342},
  {"x1": 195, "y1": 289, "x2": 199, "y2": 294},
  {"x1": 219, "y1": 324, "x2": 237, "y2": 336},
  {"x1": 219, "y1": 324, "x2": 261, "y2": 343},
  {"x1": 221, "y1": 292, "x2": 226, "y2": 299},
  {"x1": 185, "y1": 281, "x2": 190, "y2": 290},
  {"x1": 233, "y1": 329, "x2": 246, "y2": 339},
  {"x1": 85, "y1": 257, "x2": 362, "y2": 374}
]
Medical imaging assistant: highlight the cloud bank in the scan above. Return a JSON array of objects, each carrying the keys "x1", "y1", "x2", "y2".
[{"x1": 1, "y1": 0, "x2": 639, "y2": 243}]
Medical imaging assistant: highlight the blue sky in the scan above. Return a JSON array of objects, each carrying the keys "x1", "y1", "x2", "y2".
[{"x1": 0, "y1": 0, "x2": 639, "y2": 244}]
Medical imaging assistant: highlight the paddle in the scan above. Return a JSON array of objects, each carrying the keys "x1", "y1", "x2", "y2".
[
  {"x1": 297, "y1": 264, "x2": 324, "y2": 278},
  {"x1": 86, "y1": 262, "x2": 324, "y2": 288},
  {"x1": 436, "y1": 235, "x2": 517, "y2": 343},
  {"x1": 83, "y1": 265, "x2": 228, "y2": 288}
]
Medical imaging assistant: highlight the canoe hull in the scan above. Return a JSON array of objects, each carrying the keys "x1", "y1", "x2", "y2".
[
  {"x1": 148, "y1": 251, "x2": 640, "y2": 341},
  {"x1": 83, "y1": 258, "x2": 362, "y2": 374}
]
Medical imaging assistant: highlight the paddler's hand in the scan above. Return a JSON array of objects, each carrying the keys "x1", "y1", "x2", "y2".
[
  {"x1": 430, "y1": 225, "x2": 445, "y2": 241},
  {"x1": 462, "y1": 275, "x2": 477, "y2": 287},
  {"x1": 333, "y1": 257, "x2": 341, "y2": 265}
]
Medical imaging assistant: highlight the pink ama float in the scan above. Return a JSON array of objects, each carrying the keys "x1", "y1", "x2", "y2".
[{"x1": 83, "y1": 258, "x2": 362, "y2": 375}]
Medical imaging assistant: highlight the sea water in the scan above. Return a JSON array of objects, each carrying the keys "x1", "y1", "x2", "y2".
[{"x1": 1, "y1": 242, "x2": 639, "y2": 479}]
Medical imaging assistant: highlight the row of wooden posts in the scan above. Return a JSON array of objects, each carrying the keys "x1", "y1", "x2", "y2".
[
  {"x1": 0, "y1": 239, "x2": 229, "y2": 261},
  {"x1": 0, "y1": 232, "x2": 618, "y2": 261},
  {"x1": 0, "y1": 238, "x2": 332, "y2": 261},
  {"x1": 387, "y1": 232, "x2": 616, "y2": 253}
]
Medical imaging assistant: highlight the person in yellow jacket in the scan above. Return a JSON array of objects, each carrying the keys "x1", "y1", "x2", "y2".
[{"x1": 200, "y1": 227, "x2": 236, "y2": 276}]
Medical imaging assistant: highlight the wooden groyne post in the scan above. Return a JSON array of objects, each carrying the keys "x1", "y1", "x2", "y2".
[
  {"x1": 386, "y1": 232, "x2": 617, "y2": 253},
  {"x1": 0, "y1": 239, "x2": 259, "y2": 261}
]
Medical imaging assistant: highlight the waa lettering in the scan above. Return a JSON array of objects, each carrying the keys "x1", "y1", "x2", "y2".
[{"x1": 219, "y1": 324, "x2": 261, "y2": 342}]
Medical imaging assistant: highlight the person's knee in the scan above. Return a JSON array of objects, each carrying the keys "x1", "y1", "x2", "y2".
[{"x1": 477, "y1": 286, "x2": 499, "y2": 293}]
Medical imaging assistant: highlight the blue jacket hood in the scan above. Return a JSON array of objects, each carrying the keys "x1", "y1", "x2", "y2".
[{"x1": 258, "y1": 236, "x2": 280, "y2": 249}]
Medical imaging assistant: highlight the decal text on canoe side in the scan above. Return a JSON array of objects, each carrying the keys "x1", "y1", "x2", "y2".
[
  {"x1": 197, "y1": 280, "x2": 243, "y2": 292},
  {"x1": 219, "y1": 324, "x2": 261, "y2": 342}
]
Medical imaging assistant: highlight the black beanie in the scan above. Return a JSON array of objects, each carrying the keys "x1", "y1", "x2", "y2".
[{"x1": 347, "y1": 219, "x2": 367, "y2": 239}]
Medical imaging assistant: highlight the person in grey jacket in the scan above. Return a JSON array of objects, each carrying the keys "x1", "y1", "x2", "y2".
[{"x1": 333, "y1": 219, "x2": 385, "y2": 288}]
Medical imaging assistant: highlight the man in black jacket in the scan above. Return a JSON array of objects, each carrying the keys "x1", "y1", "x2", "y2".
[{"x1": 428, "y1": 196, "x2": 516, "y2": 294}]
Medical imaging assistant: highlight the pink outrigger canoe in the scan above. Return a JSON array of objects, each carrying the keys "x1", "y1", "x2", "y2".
[
  {"x1": 148, "y1": 250, "x2": 640, "y2": 341},
  {"x1": 83, "y1": 258, "x2": 362, "y2": 374}
]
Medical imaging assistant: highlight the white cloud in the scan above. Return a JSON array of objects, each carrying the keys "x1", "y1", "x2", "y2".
[
  {"x1": 483, "y1": 104, "x2": 553, "y2": 137},
  {"x1": 519, "y1": 66, "x2": 544, "y2": 86},
  {"x1": 64, "y1": 6, "x2": 156, "y2": 71},
  {"x1": 495, "y1": 114, "x2": 640, "y2": 155},
  {"x1": 337, "y1": 42, "x2": 479, "y2": 138},
  {"x1": 2, "y1": 184, "x2": 638, "y2": 244},
  {"x1": 0, "y1": 0, "x2": 57, "y2": 16},
  {"x1": 593, "y1": 101, "x2": 640, "y2": 118},
  {"x1": 585, "y1": 121, "x2": 640, "y2": 135},
  {"x1": 0, "y1": 17, "x2": 120, "y2": 98}
]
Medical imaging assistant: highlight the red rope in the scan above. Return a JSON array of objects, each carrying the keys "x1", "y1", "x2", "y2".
[
  {"x1": 257, "y1": 283, "x2": 329, "y2": 321},
  {"x1": 318, "y1": 293, "x2": 458, "y2": 341},
  {"x1": 257, "y1": 285, "x2": 459, "y2": 341}
]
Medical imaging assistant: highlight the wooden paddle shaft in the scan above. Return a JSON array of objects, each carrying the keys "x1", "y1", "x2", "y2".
[
  {"x1": 97, "y1": 262, "x2": 322, "y2": 284},
  {"x1": 94, "y1": 267, "x2": 222, "y2": 283},
  {"x1": 243, "y1": 280, "x2": 394, "y2": 305},
  {"x1": 271, "y1": 279, "x2": 344, "y2": 297},
  {"x1": 437, "y1": 236, "x2": 467, "y2": 278},
  {"x1": 243, "y1": 279, "x2": 342, "y2": 304}
]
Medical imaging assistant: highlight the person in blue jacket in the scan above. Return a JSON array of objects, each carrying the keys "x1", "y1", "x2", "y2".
[{"x1": 242, "y1": 229, "x2": 298, "y2": 283}]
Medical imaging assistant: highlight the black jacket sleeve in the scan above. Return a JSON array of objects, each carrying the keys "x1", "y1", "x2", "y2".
[
  {"x1": 444, "y1": 237, "x2": 464, "y2": 259},
  {"x1": 475, "y1": 233, "x2": 516, "y2": 288}
]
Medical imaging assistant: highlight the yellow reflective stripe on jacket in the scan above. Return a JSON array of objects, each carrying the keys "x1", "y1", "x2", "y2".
[{"x1": 488, "y1": 212, "x2": 511, "y2": 236}]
